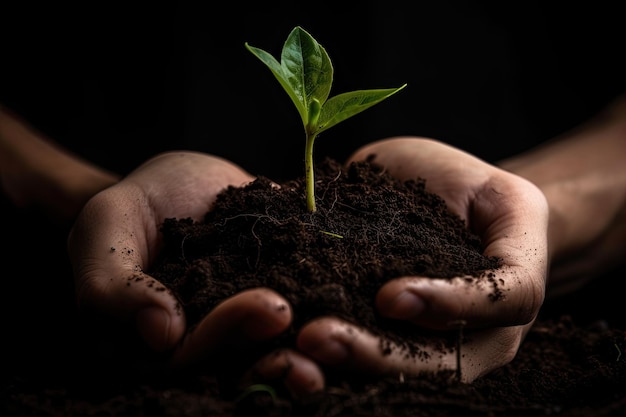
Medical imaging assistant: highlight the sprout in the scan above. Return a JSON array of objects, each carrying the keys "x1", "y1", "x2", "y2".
[{"x1": 245, "y1": 26, "x2": 406, "y2": 212}]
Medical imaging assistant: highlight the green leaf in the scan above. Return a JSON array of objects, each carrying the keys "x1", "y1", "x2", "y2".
[
  {"x1": 244, "y1": 44, "x2": 305, "y2": 118},
  {"x1": 245, "y1": 26, "x2": 333, "y2": 127},
  {"x1": 316, "y1": 84, "x2": 407, "y2": 135}
]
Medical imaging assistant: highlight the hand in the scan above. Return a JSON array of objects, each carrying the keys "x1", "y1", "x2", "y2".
[
  {"x1": 67, "y1": 151, "x2": 325, "y2": 397},
  {"x1": 295, "y1": 137, "x2": 549, "y2": 382}
]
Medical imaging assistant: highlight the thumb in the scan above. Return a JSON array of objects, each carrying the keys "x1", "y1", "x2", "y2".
[{"x1": 68, "y1": 190, "x2": 185, "y2": 353}]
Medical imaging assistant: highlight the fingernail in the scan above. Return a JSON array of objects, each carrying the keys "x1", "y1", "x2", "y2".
[
  {"x1": 311, "y1": 339, "x2": 348, "y2": 365},
  {"x1": 386, "y1": 291, "x2": 425, "y2": 319},
  {"x1": 136, "y1": 307, "x2": 171, "y2": 352}
]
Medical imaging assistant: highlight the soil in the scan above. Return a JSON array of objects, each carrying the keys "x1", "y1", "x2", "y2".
[{"x1": 3, "y1": 158, "x2": 626, "y2": 416}]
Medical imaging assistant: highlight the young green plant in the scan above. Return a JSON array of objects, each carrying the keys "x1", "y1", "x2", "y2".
[{"x1": 245, "y1": 26, "x2": 407, "y2": 212}]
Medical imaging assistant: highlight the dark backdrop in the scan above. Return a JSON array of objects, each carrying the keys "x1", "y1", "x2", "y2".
[{"x1": 3, "y1": 1, "x2": 624, "y2": 181}]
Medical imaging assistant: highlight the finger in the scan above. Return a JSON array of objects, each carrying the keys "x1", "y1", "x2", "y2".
[
  {"x1": 298, "y1": 317, "x2": 527, "y2": 383},
  {"x1": 375, "y1": 265, "x2": 542, "y2": 330},
  {"x1": 241, "y1": 348, "x2": 325, "y2": 399},
  {"x1": 68, "y1": 189, "x2": 185, "y2": 352},
  {"x1": 171, "y1": 288, "x2": 292, "y2": 368}
]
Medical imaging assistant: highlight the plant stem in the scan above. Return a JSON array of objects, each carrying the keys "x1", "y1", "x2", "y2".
[{"x1": 305, "y1": 133, "x2": 317, "y2": 212}]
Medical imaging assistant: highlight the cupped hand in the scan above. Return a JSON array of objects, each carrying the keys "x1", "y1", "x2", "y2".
[
  {"x1": 67, "y1": 151, "x2": 324, "y2": 397},
  {"x1": 296, "y1": 137, "x2": 549, "y2": 382}
]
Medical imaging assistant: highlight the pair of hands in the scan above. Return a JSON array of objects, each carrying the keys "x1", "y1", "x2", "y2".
[{"x1": 67, "y1": 137, "x2": 549, "y2": 397}]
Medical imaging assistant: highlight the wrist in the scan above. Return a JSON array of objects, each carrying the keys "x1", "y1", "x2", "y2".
[{"x1": 498, "y1": 95, "x2": 626, "y2": 292}]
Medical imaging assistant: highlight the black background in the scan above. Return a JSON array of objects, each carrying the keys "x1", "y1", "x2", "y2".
[{"x1": 2, "y1": 1, "x2": 624, "y2": 180}]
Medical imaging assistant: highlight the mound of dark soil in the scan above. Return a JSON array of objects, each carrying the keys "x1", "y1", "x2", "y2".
[{"x1": 151, "y1": 157, "x2": 501, "y2": 362}]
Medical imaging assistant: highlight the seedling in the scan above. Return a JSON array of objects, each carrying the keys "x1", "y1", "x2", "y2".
[{"x1": 245, "y1": 26, "x2": 406, "y2": 212}]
